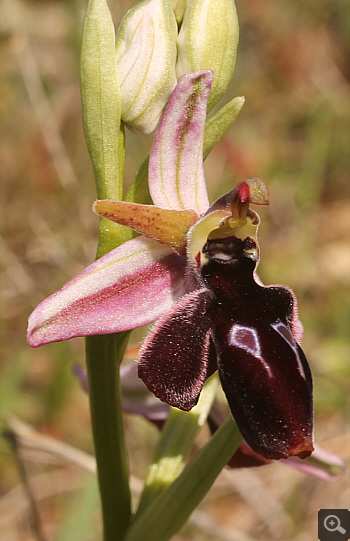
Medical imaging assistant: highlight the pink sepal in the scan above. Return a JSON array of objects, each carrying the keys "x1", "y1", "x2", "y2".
[
  {"x1": 27, "y1": 237, "x2": 188, "y2": 346},
  {"x1": 149, "y1": 70, "x2": 212, "y2": 214}
]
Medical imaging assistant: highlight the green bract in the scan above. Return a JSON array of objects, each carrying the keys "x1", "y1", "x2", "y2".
[
  {"x1": 80, "y1": 0, "x2": 122, "y2": 200},
  {"x1": 80, "y1": 0, "x2": 125, "y2": 258},
  {"x1": 177, "y1": 0, "x2": 239, "y2": 111},
  {"x1": 115, "y1": 0, "x2": 177, "y2": 134}
]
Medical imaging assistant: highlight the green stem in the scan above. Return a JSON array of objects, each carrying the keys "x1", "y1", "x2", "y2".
[
  {"x1": 81, "y1": 3, "x2": 134, "y2": 535},
  {"x1": 85, "y1": 332, "x2": 131, "y2": 541}
]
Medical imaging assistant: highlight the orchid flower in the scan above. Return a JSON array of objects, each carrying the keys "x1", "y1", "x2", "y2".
[{"x1": 27, "y1": 70, "x2": 314, "y2": 461}]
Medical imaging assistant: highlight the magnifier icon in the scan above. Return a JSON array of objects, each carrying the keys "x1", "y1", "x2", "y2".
[{"x1": 324, "y1": 515, "x2": 346, "y2": 534}]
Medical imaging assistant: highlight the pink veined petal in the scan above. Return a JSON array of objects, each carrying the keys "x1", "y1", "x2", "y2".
[
  {"x1": 27, "y1": 237, "x2": 188, "y2": 347},
  {"x1": 149, "y1": 70, "x2": 212, "y2": 214}
]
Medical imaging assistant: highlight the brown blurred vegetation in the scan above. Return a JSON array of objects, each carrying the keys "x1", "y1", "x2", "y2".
[{"x1": 0, "y1": 0, "x2": 349, "y2": 540}]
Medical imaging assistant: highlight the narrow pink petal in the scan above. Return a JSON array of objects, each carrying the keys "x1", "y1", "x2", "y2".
[
  {"x1": 149, "y1": 70, "x2": 212, "y2": 214},
  {"x1": 27, "y1": 237, "x2": 188, "y2": 346},
  {"x1": 229, "y1": 440, "x2": 344, "y2": 481}
]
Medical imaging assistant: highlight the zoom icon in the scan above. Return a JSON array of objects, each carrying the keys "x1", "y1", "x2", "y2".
[{"x1": 318, "y1": 510, "x2": 350, "y2": 541}]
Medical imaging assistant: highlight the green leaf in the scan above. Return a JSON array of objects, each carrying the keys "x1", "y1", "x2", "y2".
[
  {"x1": 81, "y1": 0, "x2": 129, "y2": 257},
  {"x1": 203, "y1": 96, "x2": 245, "y2": 158},
  {"x1": 135, "y1": 375, "x2": 218, "y2": 517},
  {"x1": 126, "y1": 416, "x2": 242, "y2": 541}
]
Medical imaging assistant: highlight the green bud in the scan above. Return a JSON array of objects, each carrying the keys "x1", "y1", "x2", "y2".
[
  {"x1": 115, "y1": 0, "x2": 177, "y2": 134},
  {"x1": 177, "y1": 0, "x2": 239, "y2": 111},
  {"x1": 171, "y1": 0, "x2": 188, "y2": 24}
]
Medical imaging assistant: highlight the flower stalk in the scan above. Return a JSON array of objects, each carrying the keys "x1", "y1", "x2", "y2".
[{"x1": 85, "y1": 332, "x2": 131, "y2": 540}]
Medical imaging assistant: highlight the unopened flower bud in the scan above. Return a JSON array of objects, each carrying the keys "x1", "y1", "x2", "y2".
[
  {"x1": 115, "y1": 0, "x2": 177, "y2": 134},
  {"x1": 171, "y1": 0, "x2": 188, "y2": 24},
  {"x1": 177, "y1": 0, "x2": 239, "y2": 111}
]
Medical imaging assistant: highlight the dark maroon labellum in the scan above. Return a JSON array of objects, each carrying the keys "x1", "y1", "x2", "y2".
[
  {"x1": 202, "y1": 236, "x2": 313, "y2": 460},
  {"x1": 138, "y1": 235, "x2": 314, "y2": 460}
]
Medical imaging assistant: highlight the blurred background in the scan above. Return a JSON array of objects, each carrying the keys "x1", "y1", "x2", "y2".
[{"x1": 0, "y1": 0, "x2": 349, "y2": 539}]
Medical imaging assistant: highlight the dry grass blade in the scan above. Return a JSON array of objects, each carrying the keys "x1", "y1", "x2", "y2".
[
  {"x1": 3, "y1": 415, "x2": 96, "y2": 472},
  {"x1": 2, "y1": 414, "x2": 143, "y2": 495},
  {"x1": 222, "y1": 468, "x2": 293, "y2": 540},
  {"x1": 3, "y1": 421, "x2": 48, "y2": 541},
  {"x1": 190, "y1": 509, "x2": 259, "y2": 541},
  {"x1": 0, "y1": 466, "x2": 89, "y2": 533}
]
